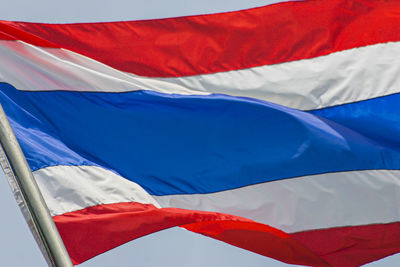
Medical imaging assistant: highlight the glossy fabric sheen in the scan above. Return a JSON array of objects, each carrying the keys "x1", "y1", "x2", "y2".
[
  {"x1": 1, "y1": 82, "x2": 399, "y2": 196},
  {"x1": 53, "y1": 201, "x2": 400, "y2": 266},
  {"x1": 53, "y1": 202, "x2": 327, "y2": 266}
]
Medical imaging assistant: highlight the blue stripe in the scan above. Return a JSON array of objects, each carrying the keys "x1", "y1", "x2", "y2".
[
  {"x1": 1, "y1": 83, "x2": 399, "y2": 195},
  {"x1": 309, "y1": 95, "x2": 400, "y2": 150}
]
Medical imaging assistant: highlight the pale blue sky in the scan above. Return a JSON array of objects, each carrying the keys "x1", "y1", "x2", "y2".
[{"x1": 0, "y1": 0, "x2": 399, "y2": 266}]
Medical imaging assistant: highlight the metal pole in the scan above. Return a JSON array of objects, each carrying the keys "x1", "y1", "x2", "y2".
[{"x1": 0, "y1": 104, "x2": 73, "y2": 267}]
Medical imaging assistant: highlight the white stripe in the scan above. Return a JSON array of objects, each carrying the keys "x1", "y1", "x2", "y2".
[
  {"x1": 159, "y1": 41, "x2": 400, "y2": 110},
  {"x1": 1, "y1": 40, "x2": 400, "y2": 110},
  {"x1": 33, "y1": 165, "x2": 160, "y2": 216},
  {"x1": 33, "y1": 165, "x2": 400, "y2": 233},
  {"x1": 0, "y1": 40, "x2": 206, "y2": 96},
  {"x1": 155, "y1": 170, "x2": 400, "y2": 233}
]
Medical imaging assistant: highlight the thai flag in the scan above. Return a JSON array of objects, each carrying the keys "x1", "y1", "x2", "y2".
[{"x1": 1, "y1": 0, "x2": 400, "y2": 266}]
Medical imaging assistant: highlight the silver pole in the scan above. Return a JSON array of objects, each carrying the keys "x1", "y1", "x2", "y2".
[{"x1": 0, "y1": 104, "x2": 73, "y2": 267}]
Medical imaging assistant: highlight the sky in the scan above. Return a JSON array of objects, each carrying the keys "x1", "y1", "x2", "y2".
[{"x1": 0, "y1": 0, "x2": 399, "y2": 266}]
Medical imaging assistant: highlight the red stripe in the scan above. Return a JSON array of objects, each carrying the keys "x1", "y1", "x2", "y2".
[
  {"x1": 0, "y1": 22, "x2": 57, "y2": 46},
  {"x1": 292, "y1": 223, "x2": 400, "y2": 267},
  {"x1": 182, "y1": 221, "x2": 328, "y2": 267},
  {"x1": 185, "y1": 222, "x2": 400, "y2": 267},
  {"x1": 1, "y1": 0, "x2": 400, "y2": 77},
  {"x1": 53, "y1": 202, "x2": 400, "y2": 266},
  {"x1": 53, "y1": 202, "x2": 325, "y2": 266}
]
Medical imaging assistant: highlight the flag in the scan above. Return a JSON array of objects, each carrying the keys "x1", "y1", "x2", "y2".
[{"x1": 1, "y1": 0, "x2": 400, "y2": 266}]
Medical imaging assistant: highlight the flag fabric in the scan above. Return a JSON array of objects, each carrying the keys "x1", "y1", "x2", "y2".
[{"x1": 1, "y1": 0, "x2": 400, "y2": 266}]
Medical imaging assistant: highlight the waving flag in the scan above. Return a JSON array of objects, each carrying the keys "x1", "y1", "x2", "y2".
[{"x1": 1, "y1": 0, "x2": 400, "y2": 266}]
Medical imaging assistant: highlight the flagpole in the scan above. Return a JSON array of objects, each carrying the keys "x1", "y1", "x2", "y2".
[{"x1": 0, "y1": 104, "x2": 73, "y2": 267}]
